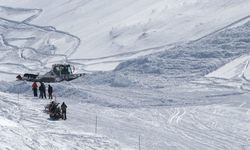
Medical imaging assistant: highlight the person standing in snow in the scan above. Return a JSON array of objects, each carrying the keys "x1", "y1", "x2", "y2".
[
  {"x1": 32, "y1": 82, "x2": 38, "y2": 97},
  {"x1": 41, "y1": 82, "x2": 46, "y2": 99},
  {"x1": 39, "y1": 82, "x2": 44, "y2": 99},
  {"x1": 61, "y1": 102, "x2": 67, "y2": 120},
  {"x1": 48, "y1": 84, "x2": 53, "y2": 99}
]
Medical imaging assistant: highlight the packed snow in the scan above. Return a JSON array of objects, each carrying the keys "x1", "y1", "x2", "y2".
[{"x1": 0, "y1": 0, "x2": 250, "y2": 150}]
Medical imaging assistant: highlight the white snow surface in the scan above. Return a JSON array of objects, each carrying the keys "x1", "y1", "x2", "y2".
[
  {"x1": 207, "y1": 55, "x2": 250, "y2": 79},
  {"x1": 1, "y1": 0, "x2": 250, "y2": 72},
  {"x1": 0, "y1": 1, "x2": 250, "y2": 150}
]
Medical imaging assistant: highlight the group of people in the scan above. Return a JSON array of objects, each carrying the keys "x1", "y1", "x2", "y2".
[
  {"x1": 32, "y1": 81, "x2": 68, "y2": 120},
  {"x1": 32, "y1": 82, "x2": 53, "y2": 99},
  {"x1": 48, "y1": 101, "x2": 67, "y2": 120}
]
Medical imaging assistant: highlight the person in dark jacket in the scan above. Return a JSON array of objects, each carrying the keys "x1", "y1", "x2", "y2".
[
  {"x1": 32, "y1": 82, "x2": 38, "y2": 97},
  {"x1": 61, "y1": 102, "x2": 67, "y2": 120},
  {"x1": 48, "y1": 84, "x2": 53, "y2": 99},
  {"x1": 39, "y1": 84, "x2": 43, "y2": 99},
  {"x1": 41, "y1": 82, "x2": 46, "y2": 99}
]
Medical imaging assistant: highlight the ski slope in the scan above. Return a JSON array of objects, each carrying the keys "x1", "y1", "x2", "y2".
[
  {"x1": 1, "y1": 0, "x2": 250, "y2": 150},
  {"x1": 0, "y1": 78, "x2": 250, "y2": 150},
  {"x1": 0, "y1": 91, "x2": 121, "y2": 150}
]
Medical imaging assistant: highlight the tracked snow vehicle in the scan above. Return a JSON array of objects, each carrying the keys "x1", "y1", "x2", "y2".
[{"x1": 17, "y1": 64, "x2": 85, "y2": 83}]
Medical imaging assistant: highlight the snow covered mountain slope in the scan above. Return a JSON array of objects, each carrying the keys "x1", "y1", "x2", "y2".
[
  {"x1": 1, "y1": 1, "x2": 250, "y2": 150},
  {"x1": 12, "y1": 0, "x2": 250, "y2": 57},
  {"x1": 1, "y1": 0, "x2": 250, "y2": 72},
  {"x1": 113, "y1": 20, "x2": 250, "y2": 82},
  {"x1": 1, "y1": 18, "x2": 250, "y2": 149}
]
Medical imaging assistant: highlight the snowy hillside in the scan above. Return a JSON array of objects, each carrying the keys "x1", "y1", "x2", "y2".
[
  {"x1": 115, "y1": 18, "x2": 250, "y2": 78},
  {"x1": 1, "y1": 0, "x2": 250, "y2": 72},
  {"x1": 0, "y1": 0, "x2": 250, "y2": 150}
]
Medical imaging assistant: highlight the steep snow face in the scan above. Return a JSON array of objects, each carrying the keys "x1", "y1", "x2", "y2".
[
  {"x1": 0, "y1": 0, "x2": 250, "y2": 75},
  {"x1": 1, "y1": 0, "x2": 250, "y2": 72},
  {"x1": 16, "y1": 0, "x2": 250, "y2": 57}
]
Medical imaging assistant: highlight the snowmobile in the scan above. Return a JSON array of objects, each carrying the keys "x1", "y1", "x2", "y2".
[{"x1": 16, "y1": 64, "x2": 85, "y2": 83}]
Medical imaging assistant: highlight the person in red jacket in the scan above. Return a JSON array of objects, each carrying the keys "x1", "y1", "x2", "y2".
[{"x1": 32, "y1": 82, "x2": 38, "y2": 97}]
